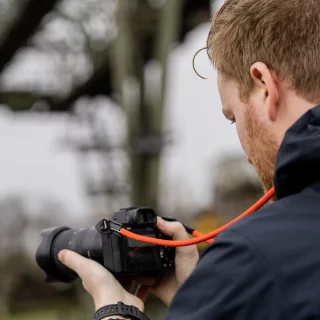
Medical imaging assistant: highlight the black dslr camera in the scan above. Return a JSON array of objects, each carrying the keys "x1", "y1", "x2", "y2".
[{"x1": 36, "y1": 207, "x2": 175, "y2": 283}]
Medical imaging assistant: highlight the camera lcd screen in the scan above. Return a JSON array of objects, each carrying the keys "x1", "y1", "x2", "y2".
[{"x1": 126, "y1": 235, "x2": 159, "y2": 267}]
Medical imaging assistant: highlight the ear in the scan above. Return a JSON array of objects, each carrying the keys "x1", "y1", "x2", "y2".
[{"x1": 250, "y1": 62, "x2": 280, "y2": 121}]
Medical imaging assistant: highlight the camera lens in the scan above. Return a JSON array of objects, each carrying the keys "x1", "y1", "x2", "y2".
[{"x1": 36, "y1": 227, "x2": 103, "y2": 283}]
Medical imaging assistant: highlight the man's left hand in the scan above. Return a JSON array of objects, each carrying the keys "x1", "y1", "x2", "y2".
[{"x1": 58, "y1": 250, "x2": 145, "y2": 317}]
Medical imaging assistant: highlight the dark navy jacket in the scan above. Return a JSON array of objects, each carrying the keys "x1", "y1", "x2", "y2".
[{"x1": 166, "y1": 105, "x2": 320, "y2": 320}]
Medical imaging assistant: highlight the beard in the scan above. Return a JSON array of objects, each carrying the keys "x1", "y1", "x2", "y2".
[{"x1": 244, "y1": 106, "x2": 279, "y2": 199}]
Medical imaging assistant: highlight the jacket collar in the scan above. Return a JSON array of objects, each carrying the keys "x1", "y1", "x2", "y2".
[{"x1": 274, "y1": 105, "x2": 320, "y2": 199}]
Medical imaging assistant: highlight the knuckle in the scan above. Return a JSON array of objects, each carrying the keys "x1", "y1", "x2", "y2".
[
  {"x1": 65, "y1": 254, "x2": 84, "y2": 272},
  {"x1": 171, "y1": 222, "x2": 189, "y2": 240},
  {"x1": 171, "y1": 221, "x2": 184, "y2": 232}
]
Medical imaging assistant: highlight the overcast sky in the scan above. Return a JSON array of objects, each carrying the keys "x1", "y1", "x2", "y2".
[{"x1": 0, "y1": 22, "x2": 243, "y2": 217}]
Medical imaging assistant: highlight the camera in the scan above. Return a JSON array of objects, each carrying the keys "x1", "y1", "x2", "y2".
[{"x1": 36, "y1": 207, "x2": 175, "y2": 283}]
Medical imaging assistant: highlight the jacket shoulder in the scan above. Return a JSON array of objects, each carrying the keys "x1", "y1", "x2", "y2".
[{"x1": 218, "y1": 188, "x2": 318, "y2": 244}]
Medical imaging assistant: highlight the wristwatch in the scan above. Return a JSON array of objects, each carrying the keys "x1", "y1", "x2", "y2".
[{"x1": 93, "y1": 302, "x2": 150, "y2": 320}]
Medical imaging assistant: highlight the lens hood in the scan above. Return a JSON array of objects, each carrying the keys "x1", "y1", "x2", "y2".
[{"x1": 35, "y1": 226, "x2": 74, "y2": 282}]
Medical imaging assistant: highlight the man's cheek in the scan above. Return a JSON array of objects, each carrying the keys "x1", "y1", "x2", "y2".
[{"x1": 235, "y1": 122, "x2": 250, "y2": 156}]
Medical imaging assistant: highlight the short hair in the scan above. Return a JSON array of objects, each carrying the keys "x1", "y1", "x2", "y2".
[{"x1": 207, "y1": 0, "x2": 320, "y2": 102}]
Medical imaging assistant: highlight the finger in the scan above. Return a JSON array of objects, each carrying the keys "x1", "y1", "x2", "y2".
[
  {"x1": 157, "y1": 217, "x2": 189, "y2": 240},
  {"x1": 58, "y1": 249, "x2": 106, "y2": 282},
  {"x1": 135, "y1": 285, "x2": 149, "y2": 303},
  {"x1": 58, "y1": 250, "x2": 88, "y2": 276},
  {"x1": 157, "y1": 217, "x2": 199, "y2": 259}
]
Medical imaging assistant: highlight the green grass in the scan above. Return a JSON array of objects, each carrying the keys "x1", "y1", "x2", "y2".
[
  {"x1": 3, "y1": 309, "x2": 81, "y2": 320},
  {"x1": 4, "y1": 310, "x2": 56, "y2": 320}
]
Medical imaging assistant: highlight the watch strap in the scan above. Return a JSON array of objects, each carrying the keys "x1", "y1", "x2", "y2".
[{"x1": 93, "y1": 301, "x2": 149, "y2": 320}]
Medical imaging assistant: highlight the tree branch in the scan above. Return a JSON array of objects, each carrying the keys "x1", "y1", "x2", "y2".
[{"x1": 0, "y1": 0, "x2": 60, "y2": 74}]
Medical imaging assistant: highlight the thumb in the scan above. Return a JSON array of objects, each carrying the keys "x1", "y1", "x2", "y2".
[
  {"x1": 156, "y1": 217, "x2": 198, "y2": 259},
  {"x1": 58, "y1": 249, "x2": 117, "y2": 296},
  {"x1": 58, "y1": 249, "x2": 94, "y2": 280},
  {"x1": 157, "y1": 217, "x2": 189, "y2": 241}
]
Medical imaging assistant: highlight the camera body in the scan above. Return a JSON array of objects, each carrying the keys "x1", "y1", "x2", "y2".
[
  {"x1": 97, "y1": 207, "x2": 175, "y2": 274},
  {"x1": 36, "y1": 207, "x2": 175, "y2": 283}
]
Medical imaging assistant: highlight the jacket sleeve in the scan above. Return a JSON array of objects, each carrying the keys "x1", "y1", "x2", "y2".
[{"x1": 165, "y1": 229, "x2": 283, "y2": 320}]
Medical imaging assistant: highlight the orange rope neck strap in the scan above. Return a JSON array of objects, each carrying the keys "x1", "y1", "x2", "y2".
[{"x1": 120, "y1": 187, "x2": 275, "y2": 247}]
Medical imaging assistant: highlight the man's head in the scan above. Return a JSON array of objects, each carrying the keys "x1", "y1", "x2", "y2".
[{"x1": 207, "y1": 0, "x2": 320, "y2": 193}]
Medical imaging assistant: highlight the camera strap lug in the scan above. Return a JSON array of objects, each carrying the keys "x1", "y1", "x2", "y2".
[{"x1": 95, "y1": 219, "x2": 123, "y2": 235}]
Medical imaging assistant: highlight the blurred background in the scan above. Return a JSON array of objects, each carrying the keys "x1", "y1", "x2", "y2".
[{"x1": 0, "y1": 0, "x2": 263, "y2": 319}]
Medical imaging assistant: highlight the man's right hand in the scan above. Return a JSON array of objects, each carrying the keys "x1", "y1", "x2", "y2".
[{"x1": 138, "y1": 217, "x2": 199, "y2": 306}]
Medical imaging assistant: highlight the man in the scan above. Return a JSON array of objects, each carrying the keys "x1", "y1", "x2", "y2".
[{"x1": 58, "y1": 0, "x2": 320, "y2": 319}]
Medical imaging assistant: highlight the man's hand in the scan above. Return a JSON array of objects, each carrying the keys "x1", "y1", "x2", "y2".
[
  {"x1": 143, "y1": 217, "x2": 199, "y2": 306},
  {"x1": 58, "y1": 216, "x2": 199, "y2": 316},
  {"x1": 58, "y1": 250, "x2": 144, "y2": 319}
]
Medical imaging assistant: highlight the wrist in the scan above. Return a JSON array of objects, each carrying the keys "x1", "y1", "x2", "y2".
[{"x1": 93, "y1": 301, "x2": 148, "y2": 320}]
